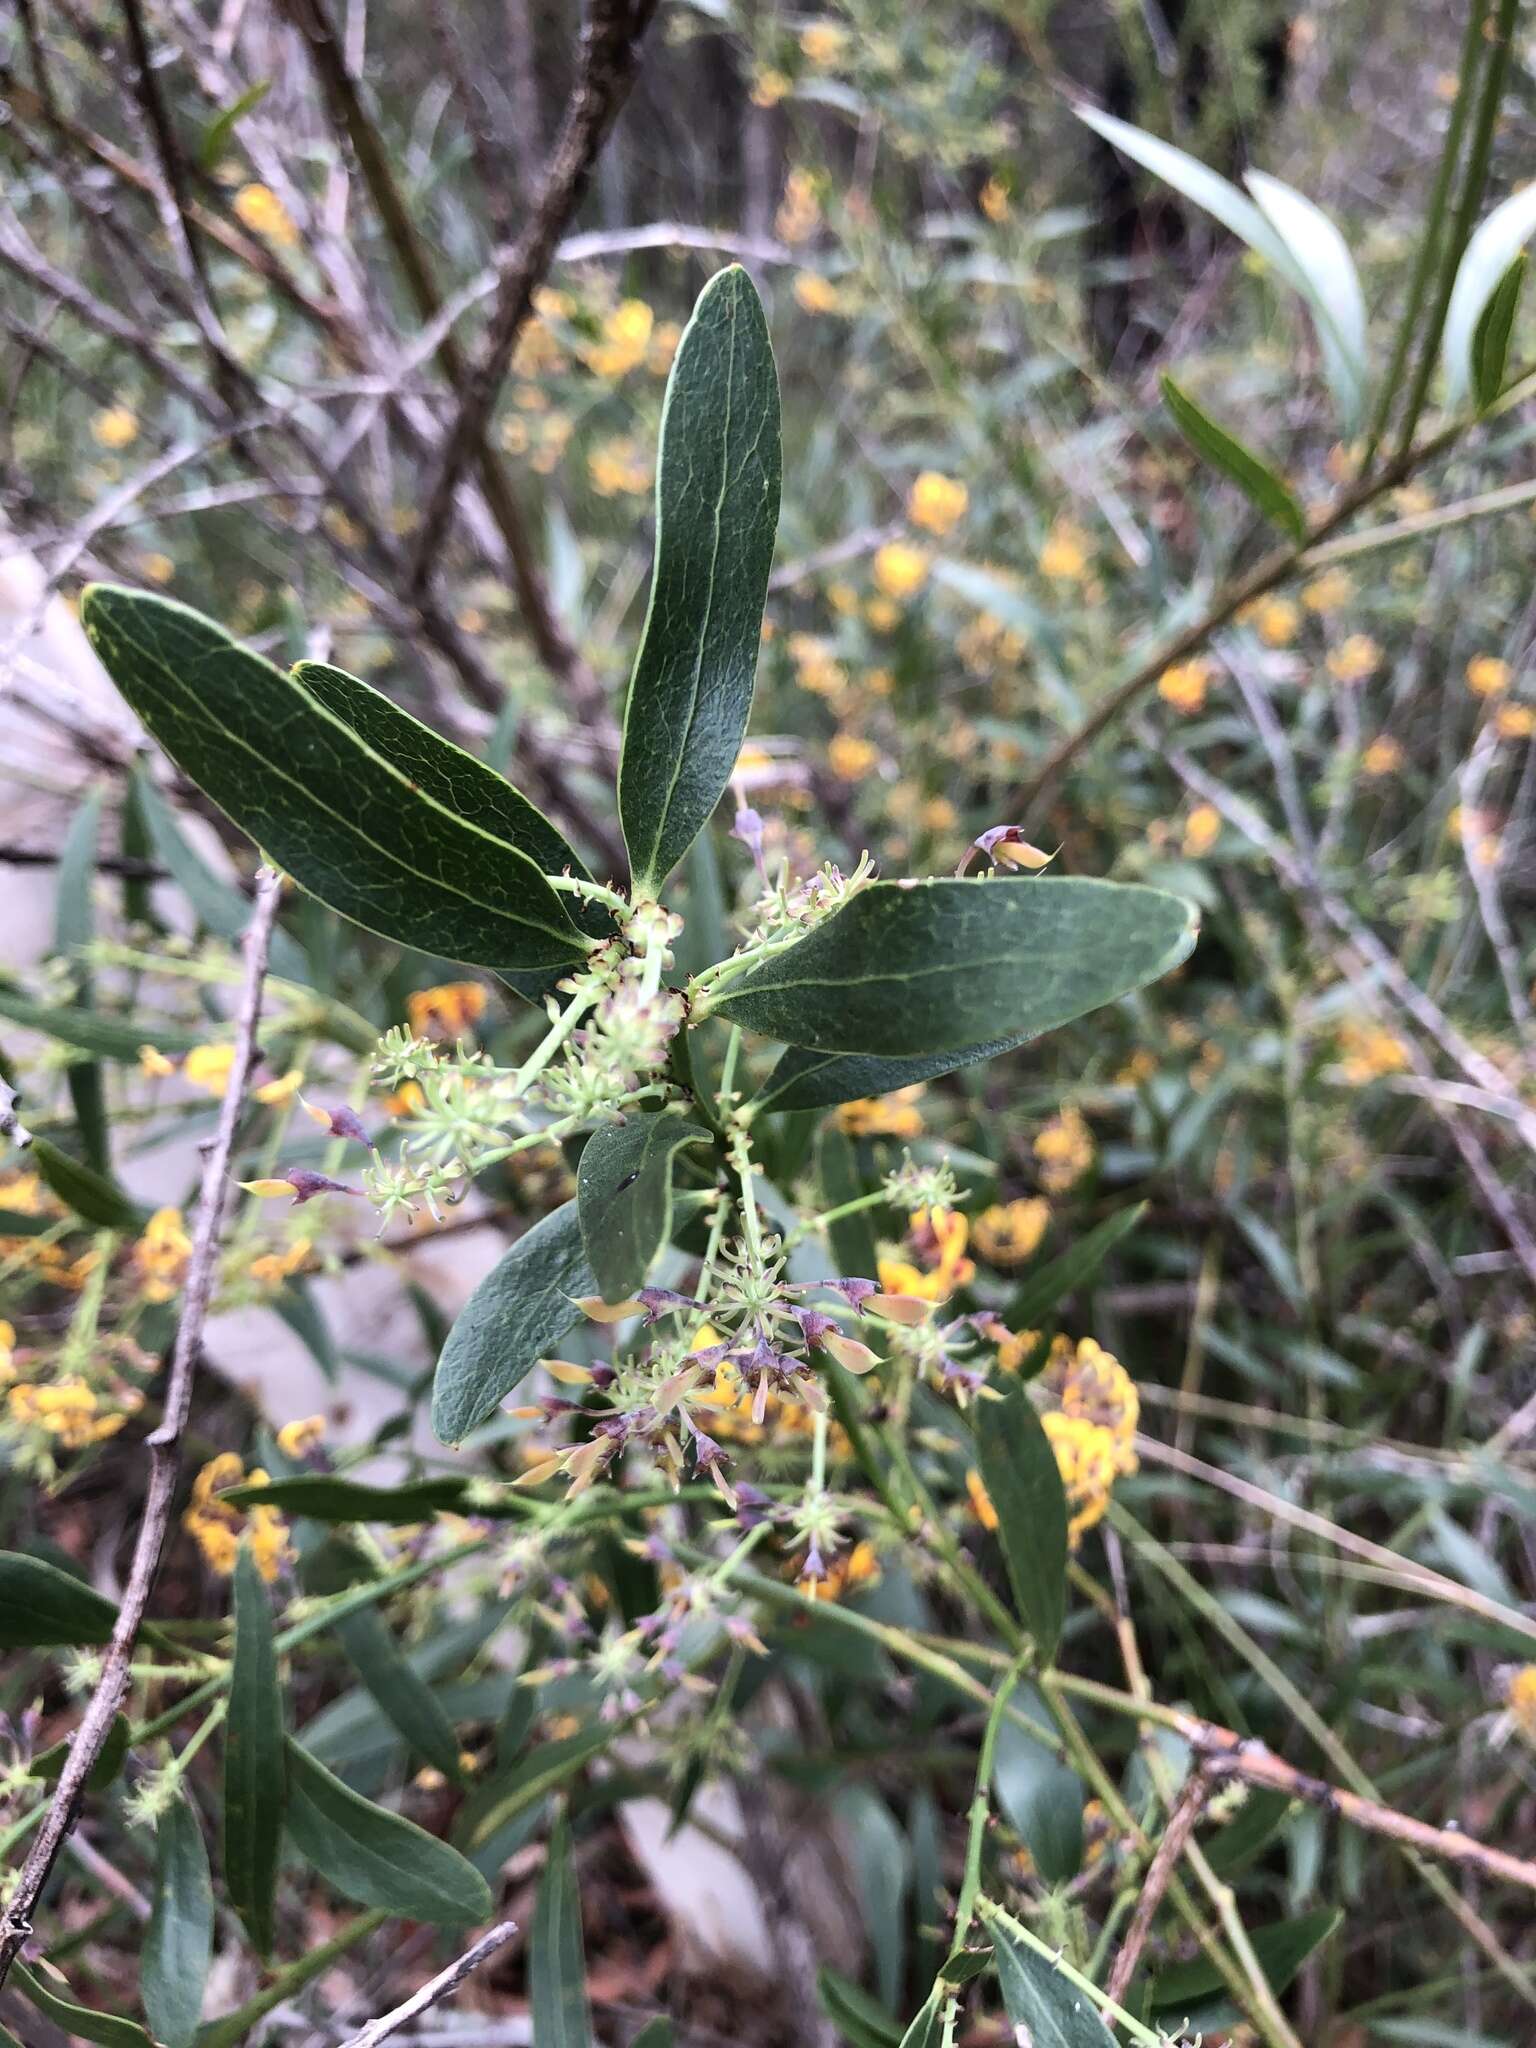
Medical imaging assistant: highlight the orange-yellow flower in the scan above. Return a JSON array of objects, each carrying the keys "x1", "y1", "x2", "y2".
[
  {"x1": 134, "y1": 1207, "x2": 192, "y2": 1304},
  {"x1": 407, "y1": 981, "x2": 487, "y2": 1040},
  {"x1": 872, "y1": 542, "x2": 929, "y2": 600},
  {"x1": 972, "y1": 1198, "x2": 1049, "y2": 1268},
  {"x1": 907, "y1": 471, "x2": 968, "y2": 537}
]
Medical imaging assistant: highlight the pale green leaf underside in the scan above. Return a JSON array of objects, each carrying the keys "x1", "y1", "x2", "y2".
[
  {"x1": 81, "y1": 586, "x2": 590, "y2": 971},
  {"x1": 718, "y1": 876, "x2": 1197, "y2": 1060},
  {"x1": 618, "y1": 265, "x2": 782, "y2": 892}
]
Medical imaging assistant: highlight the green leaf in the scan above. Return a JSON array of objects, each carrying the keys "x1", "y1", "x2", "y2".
[
  {"x1": 130, "y1": 763, "x2": 310, "y2": 985},
  {"x1": 226, "y1": 1473, "x2": 480, "y2": 1522},
  {"x1": 818, "y1": 1966, "x2": 903, "y2": 2048},
  {"x1": 225, "y1": 1544, "x2": 286, "y2": 1956},
  {"x1": 461, "y1": 1727, "x2": 616, "y2": 1851},
  {"x1": 292, "y1": 659, "x2": 598, "y2": 908},
  {"x1": 197, "y1": 78, "x2": 271, "y2": 169},
  {"x1": 712, "y1": 877, "x2": 1197, "y2": 1060},
  {"x1": 990, "y1": 1919, "x2": 1113, "y2": 2046},
  {"x1": 1076, "y1": 108, "x2": 1367, "y2": 429},
  {"x1": 992, "y1": 1698, "x2": 1084, "y2": 1885},
  {"x1": 1007, "y1": 1204, "x2": 1145, "y2": 1332},
  {"x1": 895, "y1": 1987, "x2": 945, "y2": 2048},
  {"x1": 55, "y1": 788, "x2": 110, "y2": 1172},
  {"x1": 974, "y1": 1386, "x2": 1068, "y2": 1663},
  {"x1": 1445, "y1": 182, "x2": 1536, "y2": 406},
  {"x1": 1160, "y1": 376, "x2": 1305, "y2": 542},
  {"x1": 1149, "y1": 1906, "x2": 1341, "y2": 2026},
  {"x1": 0, "y1": 988, "x2": 203, "y2": 1063},
  {"x1": 1204, "y1": 1786, "x2": 1294, "y2": 1878},
  {"x1": 754, "y1": 1034, "x2": 1027, "y2": 1114},
  {"x1": 529, "y1": 1809, "x2": 593, "y2": 2048},
  {"x1": 815, "y1": 1124, "x2": 880, "y2": 1279},
  {"x1": 629, "y1": 2023, "x2": 675, "y2": 2048},
  {"x1": 14, "y1": 1962, "x2": 155, "y2": 2048},
  {"x1": 1472, "y1": 252, "x2": 1526, "y2": 412},
  {"x1": 143, "y1": 1792, "x2": 214, "y2": 2048},
  {"x1": 432, "y1": 1200, "x2": 595, "y2": 1444},
  {"x1": 80, "y1": 586, "x2": 591, "y2": 973},
  {"x1": 27, "y1": 1135, "x2": 143, "y2": 1230},
  {"x1": 0, "y1": 1550, "x2": 117, "y2": 1647},
  {"x1": 576, "y1": 1113, "x2": 712, "y2": 1303},
  {"x1": 285, "y1": 1736, "x2": 492, "y2": 1924},
  {"x1": 618, "y1": 266, "x2": 782, "y2": 891},
  {"x1": 29, "y1": 1713, "x2": 131, "y2": 1794},
  {"x1": 302, "y1": 1537, "x2": 464, "y2": 1781}
]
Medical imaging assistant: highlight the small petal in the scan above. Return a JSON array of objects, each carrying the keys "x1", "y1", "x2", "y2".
[
  {"x1": 824, "y1": 1332, "x2": 880, "y2": 1374},
  {"x1": 575, "y1": 1295, "x2": 646, "y2": 1323},
  {"x1": 240, "y1": 1178, "x2": 301, "y2": 1199},
  {"x1": 865, "y1": 1292, "x2": 932, "y2": 1326}
]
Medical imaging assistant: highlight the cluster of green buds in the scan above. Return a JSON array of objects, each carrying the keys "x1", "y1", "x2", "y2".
[{"x1": 882, "y1": 1151, "x2": 961, "y2": 1215}]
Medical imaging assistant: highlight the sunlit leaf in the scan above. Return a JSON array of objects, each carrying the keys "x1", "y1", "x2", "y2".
[{"x1": 1444, "y1": 181, "x2": 1536, "y2": 406}]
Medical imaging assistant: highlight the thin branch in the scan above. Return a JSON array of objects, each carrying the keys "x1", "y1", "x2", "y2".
[
  {"x1": 337, "y1": 1921, "x2": 520, "y2": 2048},
  {"x1": 0, "y1": 869, "x2": 285, "y2": 1989},
  {"x1": 408, "y1": 0, "x2": 658, "y2": 589},
  {"x1": 1106, "y1": 1765, "x2": 1212, "y2": 2004}
]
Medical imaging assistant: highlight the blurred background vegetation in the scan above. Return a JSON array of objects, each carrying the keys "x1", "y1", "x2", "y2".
[{"x1": 3, "y1": 2, "x2": 1536, "y2": 2045}]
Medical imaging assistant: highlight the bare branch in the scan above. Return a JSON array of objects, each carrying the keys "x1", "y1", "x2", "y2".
[
  {"x1": 1106, "y1": 1764, "x2": 1212, "y2": 2005},
  {"x1": 337, "y1": 1921, "x2": 520, "y2": 2048},
  {"x1": 408, "y1": 0, "x2": 658, "y2": 590},
  {"x1": 0, "y1": 869, "x2": 285, "y2": 1989}
]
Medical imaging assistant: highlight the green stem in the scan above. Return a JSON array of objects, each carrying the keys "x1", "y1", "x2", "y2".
[
  {"x1": 198, "y1": 1909, "x2": 390, "y2": 2048},
  {"x1": 975, "y1": 1896, "x2": 1168, "y2": 2048}
]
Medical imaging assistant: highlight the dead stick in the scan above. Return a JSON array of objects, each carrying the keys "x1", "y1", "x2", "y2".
[
  {"x1": 0, "y1": 868, "x2": 284, "y2": 1987},
  {"x1": 1106, "y1": 1766, "x2": 1211, "y2": 2005},
  {"x1": 337, "y1": 1920, "x2": 520, "y2": 2048}
]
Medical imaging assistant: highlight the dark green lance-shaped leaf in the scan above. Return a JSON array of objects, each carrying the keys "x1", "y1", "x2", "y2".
[
  {"x1": 302, "y1": 1536, "x2": 463, "y2": 1780},
  {"x1": 1148, "y1": 1906, "x2": 1340, "y2": 2026},
  {"x1": 198, "y1": 78, "x2": 271, "y2": 168},
  {"x1": 131, "y1": 763, "x2": 310, "y2": 985},
  {"x1": 974, "y1": 1386, "x2": 1068, "y2": 1663},
  {"x1": 992, "y1": 1696, "x2": 1084, "y2": 1885},
  {"x1": 712, "y1": 878, "x2": 1197, "y2": 1059},
  {"x1": 529, "y1": 1809, "x2": 593, "y2": 2048},
  {"x1": 225, "y1": 1544, "x2": 285, "y2": 1956},
  {"x1": 815, "y1": 1124, "x2": 880, "y2": 1279},
  {"x1": 285, "y1": 1736, "x2": 491, "y2": 1924},
  {"x1": 227, "y1": 1473, "x2": 481, "y2": 1523},
  {"x1": 818, "y1": 1967, "x2": 903, "y2": 2048},
  {"x1": 1473, "y1": 252, "x2": 1526, "y2": 411},
  {"x1": 1160, "y1": 376, "x2": 1305, "y2": 542},
  {"x1": 0, "y1": 1550, "x2": 117, "y2": 1647},
  {"x1": 55, "y1": 787, "x2": 110, "y2": 1171},
  {"x1": 0, "y1": 987, "x2": 203, "y2": 1062},
  {"x1": 990, "y1": 1915, "x2": 1113, "y2": 2046},
  {"x1": 576, "y1": 1113, "x2": 713, "y2": 1303},
  {"x1": 754, "y1": 1034, "x2": 1026, "y2": 1114},
  {"x1": 293, "y1": 660, "x2": 598, "y2": 909},
  {"x1": 29, "y1": 1713, "x2": 131, "y2": 1794},
  {"x1": 618, "y1": 266, "x2": 781, "y2": 891},
  {"x1": 143, "y1": 1792, "x2": 214, "y2": 2048},
  {"x1": 1008, "y1": 1204, "x2": 1145, "y2": 1333},
  {"x1": 13, "y1": 1963, "x2": 155, "y2": 2048},
  {"x1": 1203, "y1": 1786, "x2": 1294, "y2": 1878},
  {"x1": 80, "y1": 586, "x2": 591, "y2": 972},
  {"x1": 28, "y1": 1135, "x2": 143, "y2": 1230},
  {"x1": 432, "y1": 1200, "x2": 594, "y2": 1444}
]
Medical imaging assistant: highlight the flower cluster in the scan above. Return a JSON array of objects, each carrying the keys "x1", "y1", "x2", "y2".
[
  {"x1": 182, "y1": 1453, "x2": 291, "y2": 1581},
  {"x1": 968, "y1": 1336, "x2": 1140, "y2": 1547}
]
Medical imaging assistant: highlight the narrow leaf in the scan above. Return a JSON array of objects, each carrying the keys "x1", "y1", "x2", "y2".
[
  {"x1": 14, "y1": 1963, "x2": 155, "y2": 2048},
  {"x1": 712, "y1": 877, "x2": 1197, "y2": 1060},
  {"x1": 629, "y1": 2023, "x2": 675, "y2": 2048},
  {"x1": 0, "y1": 988, "x2": 202, "y2": 1062},
  {"x1": 576, "y1": 1114, "x2": 712, "y2": 1303},
  {"x1": 1007, "y1": 1204, "x2": 1146, "y2": 1332},
  {"x1": 992, "y1": 1699, "x2": 1084, "y2": 1885},
  {"x1": 197, "y1": 79, "x2": 272, "y2": 170},
  {"x1": 1444, "y1": 180, "x2": 1536, "y2": 406},
  {"x1": 303, "y1": 1537, "x2": 464, "y2": 1780},
  {"x1": 226, "y1": 1473, "x2": 479, "y2": 1522},
  {"x1": 818, "y1": 1966, "x2": 903, "y2": 2048},
  {"x1": 27, "y1": 1135, "x2": 143, "y2": 1231},
  {"x1": 1244, "y1": 170, "x2": 1369, "y2": 431},
  {"x1": 29, "y1": 1714, "x2": 131, "y2": 1793},
  {"x1": 529, "y1": 1809, "x2": 593, "y2": 2048},
  {"x1": 0, "y1": 1551, "x2": 117, "y2": 1647},
  {"x1": 1472, "y1": 252, "x2": 1526, "y2": 411},
  {"x1": 1160, "y1": 376, "x2": 1305, "y2": 542},
  {"x1": 225, "y1": 1544, "x2": 286, "y2": 1956},
  {"x1": 143, "y1": 1792, "x2": 214, "y2": 2048},
  {"x1": 1149, "y1": 1906, "x2": 1341, "y2": 2025},
  {"x1": 285, "y1": 1737, "x2": 492, "y2": 1924},
  {"x1": 974, "y1": 1386, "x2": 1068, "y2": 1663},
  {"x1": 81, "y1": 587, "x2": 591, "y2": 972},
  {"x1": 55, "y1": 788, "x2": 110, "y2": 1172},
  {"x1": 990, "y1": 1917, "x2": 1113, "y2": 2046},
  {"x1": 618, "y1": 266, "x2": 782, "y2": 891},
  {"x1": 131, "y1": 763, "x2": 309, "y2": 984},
  {"x1": 432, "y1": 1200, "x2": 595, "y2": 1444}
]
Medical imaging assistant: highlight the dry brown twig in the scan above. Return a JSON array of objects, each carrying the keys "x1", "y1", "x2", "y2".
[
  {"x1": 1106, "y1": 1763, "x2": 1213, "y2": 2005},
  {"x1": 336, "y1": 1920, "x2": 521, "y2": 2048},
  {"x1": 0, "y1": 868, "x2": 285, "y2": 1989}
]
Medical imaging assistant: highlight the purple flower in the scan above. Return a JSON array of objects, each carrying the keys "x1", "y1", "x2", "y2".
[{"x1": 281, "y1": 1168, "x2": 360, "y2": 1205}]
